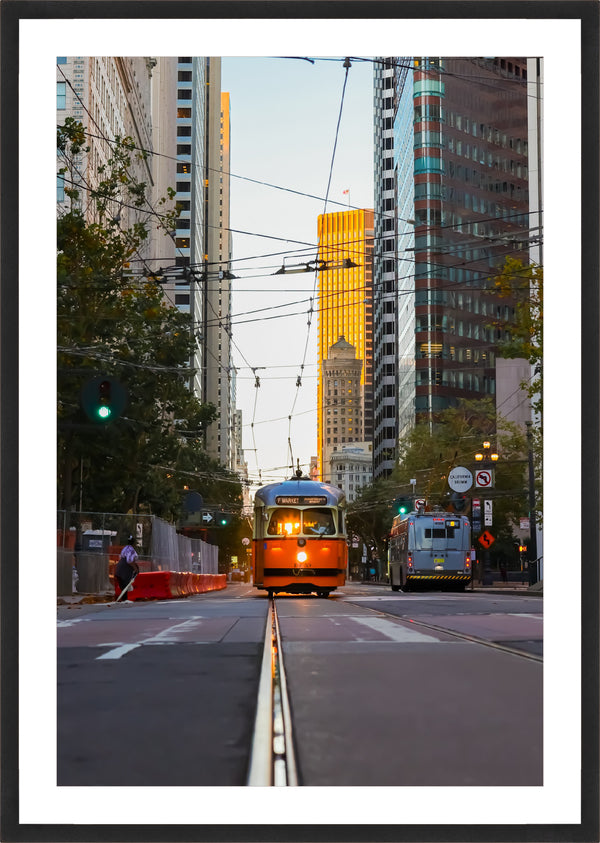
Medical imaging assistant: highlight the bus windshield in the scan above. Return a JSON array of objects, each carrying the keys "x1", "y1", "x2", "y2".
[{"x1": 413, "y1": 519, "x2": 462, "y2": 550}]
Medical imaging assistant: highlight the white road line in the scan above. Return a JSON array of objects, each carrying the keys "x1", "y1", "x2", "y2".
[
  {"x1": 95, "y1": 617, "x2": 204, "y2": 660},
  {"x1": 350, "y1": 616, "x2": 440, "y2": 643},
  {"x1": 97, "y1": 643, "x2": 141, "y2": 660},
  {"x1": 57, "y1": 618, "x2": 91, "y2": 628}
]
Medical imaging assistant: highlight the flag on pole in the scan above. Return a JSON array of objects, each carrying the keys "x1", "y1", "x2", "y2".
[
  {"x1": 342, "y1": 189, "x2": 350, "y2": 207},
  {"x1": 342, "y1": 189, "x2": 349, "y2": 195}
]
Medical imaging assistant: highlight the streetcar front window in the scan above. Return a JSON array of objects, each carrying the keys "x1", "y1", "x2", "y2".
[
  {"x1": 302, "y1": 508, "x2": 336, "y2": 536},
  {"x1": 267, "y1": 508, "x2": 301, "y2": 536}
]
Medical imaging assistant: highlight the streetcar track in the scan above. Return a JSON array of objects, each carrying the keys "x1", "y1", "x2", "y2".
[
  {"x1": 247, "y1": 597, "x2": 298, "y2": 786},
  {"x1": 355, "y1": 600, "x2": 543, "y2": 662}
]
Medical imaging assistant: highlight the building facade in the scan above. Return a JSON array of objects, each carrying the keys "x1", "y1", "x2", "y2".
[
  {"x1": 330, "y1": 442, "x2": 373, "y2": 504},
  {"x1": 171, "y1": 57, "x2": 236, "y2": 469},
  {"x1": 56, "y1": 56, "x2": 159, "y2": 267},
  {"x1": 373, "y1": 56, "x2": 531, "y2": 478},
  {"x1": 320, "y1": 337, "x2": 364, "y2": 484},
  {"x1": 316, "y1": 209, "x2": 374, "y2": 479}
]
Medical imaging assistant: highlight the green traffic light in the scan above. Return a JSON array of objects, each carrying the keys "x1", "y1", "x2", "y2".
[{"x1": 97, "y1": 406, "x2": 112, "y2": 419}]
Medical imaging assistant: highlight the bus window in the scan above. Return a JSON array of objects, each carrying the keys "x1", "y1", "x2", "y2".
[
  {"x1": 267, "y1": 509, "x2": 301, "y2": 536},
  {"x1": 303, "y1": 508, "x2": 336, "y2": 536}
]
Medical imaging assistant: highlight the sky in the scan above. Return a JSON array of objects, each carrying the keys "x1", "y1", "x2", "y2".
[{"x1": 220, "y1": 57, "x2": 374, "y2": 487}]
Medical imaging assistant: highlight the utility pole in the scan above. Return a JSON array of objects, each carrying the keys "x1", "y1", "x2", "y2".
[{"x1": 526, "y1": 421, "x2": 538, "y2": 584}]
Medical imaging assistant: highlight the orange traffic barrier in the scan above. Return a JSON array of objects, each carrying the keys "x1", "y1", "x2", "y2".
[{"x1": 114, "y1": 571, "x2": 226, "y2": 601}]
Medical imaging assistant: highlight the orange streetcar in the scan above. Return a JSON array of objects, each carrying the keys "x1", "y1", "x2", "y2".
[{"x1": 252, "y1": 471, "x2": 347, "y2": 597}]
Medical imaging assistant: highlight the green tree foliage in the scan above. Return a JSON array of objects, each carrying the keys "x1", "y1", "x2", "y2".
[
  {"x1": 347, "y1": 400, "x2": 528, "y2": 565},
  {"x1": 490, "y1": 256, "x2": 542, "y2": 517},
  {"x1": 57, "y1": 120, "x2": 241, "y2": 520}
]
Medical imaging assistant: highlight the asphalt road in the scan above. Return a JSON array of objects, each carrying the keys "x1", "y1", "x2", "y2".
[{"x1": 57, "y1": 582, "x2": 542, "y2": 787}]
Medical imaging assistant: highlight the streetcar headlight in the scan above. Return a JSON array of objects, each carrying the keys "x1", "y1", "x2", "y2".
[{"x1": 296, "y1": 551, "x2": 308, "y2": 563}]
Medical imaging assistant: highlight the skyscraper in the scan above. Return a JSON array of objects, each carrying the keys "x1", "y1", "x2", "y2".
[
  {"x1": 321, "y1": 337, "x2": 364, "y2": 483},
  {"x1": 373, "y1": 56, "x2": 531, "y2": 478},
  {"x1": 172, "y1": 57, "x2": 235, "y2": 469},
  {"x1": 316, "y1": 209, "x2": 374, "y2": 479},
  {"x1": 56, "y1": 56, "x2": 159, "y2": 266}
]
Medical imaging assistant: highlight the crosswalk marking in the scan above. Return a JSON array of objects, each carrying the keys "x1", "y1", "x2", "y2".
[{"x1": 350, "y1": 616, "x2": 440, "y2": 643}]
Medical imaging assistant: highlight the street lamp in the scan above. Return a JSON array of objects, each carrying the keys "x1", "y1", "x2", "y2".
[{"x1": 475, "y1": 441, "x2": 498, "y2": 462}]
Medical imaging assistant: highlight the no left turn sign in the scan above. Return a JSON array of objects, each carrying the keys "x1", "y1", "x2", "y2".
[{"x1": 475, "y1": 469, "x2": 493, "y2": 488}]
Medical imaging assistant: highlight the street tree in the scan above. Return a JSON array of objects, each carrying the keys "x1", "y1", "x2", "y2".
[
  {"x1": 490, "y1": 256, "x2": 543, "y2": 518},
  {"x1": 57, "y1": 120, "x2": 236, "y2": 520}
]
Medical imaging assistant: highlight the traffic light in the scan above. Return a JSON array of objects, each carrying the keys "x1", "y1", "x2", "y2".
[
  {"x1": 97, "y1": 380, "x2": 112, "y2": 420},
  {"x1": 393, "y1": 496, "x2": 412, "y2": 516},
  {"x1": 81, "y1": 376, "x2": 127, "y2": 423},
  {"x1": 450, "y1": 492, "x2": 467, "y2": 513},
  {"x1": 217, "y1": 512, "x2": 231, "y2": 526}
]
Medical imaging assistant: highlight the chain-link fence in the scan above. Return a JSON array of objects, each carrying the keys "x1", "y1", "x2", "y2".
[{"x1": 57, "y1": 511, "x2": 218, "y2": 595}]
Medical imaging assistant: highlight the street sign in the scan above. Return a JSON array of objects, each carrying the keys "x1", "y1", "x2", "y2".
[
  {"x1": 472, "y1": 519, "x2": 482, "y2": 532},
  {"x1": 484, "y1": 499, "x2": 493, "y2": 526},
  {"x1": 472, "y1": 498, "x2": 481, "y2": 517},
  {"x1": 475, "y1": 469, "x2": 493, "y2": 488},
  {"x1": 201, "y1": 511, "x2": 214, "y2": 524},
  {"x1": 415, "y1": 498, "x2": 426, "y2": 509},
  {"x1": 520, "y1": 517, "x2": 530, "y2": 530},
  {"x1": 478, "y1": 530, "x2": 495, "y2": 548},
  {"x1": 448, "y1": 467, "x2": 473, "y2": 492}
]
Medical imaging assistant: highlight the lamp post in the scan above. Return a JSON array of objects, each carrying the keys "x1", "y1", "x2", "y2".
[{"x1": 474, "y1": 441, "x2": 498, "y2": 584}]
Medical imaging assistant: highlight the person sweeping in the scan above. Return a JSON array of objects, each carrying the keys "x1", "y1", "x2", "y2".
[{"x1": 115, "y1": 536, "x2": 139, "y2": 601}]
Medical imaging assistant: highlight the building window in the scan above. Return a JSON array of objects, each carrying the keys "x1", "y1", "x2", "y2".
[
  {"x1": 57, "y1": 174, "x2": 65, "y2": 202},
  {"x1": 178, "y1": 89, "x2": 192, "y2": 100},
  {"x1": 175, "y1": 294, "x2": 190, "y2": 305},
  {"x1": 57, "y1": 57, "x2": 67, "y2": 64},
  {"x1": 57, "y1": 81, "x2": 66, "y2": 109},
  {"x1": 177, "y1": 108, "x2": 192, "y2": 119},
  {"x1": 178, "y1": 70, "x2": 192, "y2": 81}
]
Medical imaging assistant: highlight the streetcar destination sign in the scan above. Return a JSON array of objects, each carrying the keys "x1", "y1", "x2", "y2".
[{"x1": 275, "y1": 496, "x2": 327, "y2": 506}]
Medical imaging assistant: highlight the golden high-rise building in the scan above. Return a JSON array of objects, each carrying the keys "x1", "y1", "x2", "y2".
[{"x1": 316, "y1": 209, "x2": 374, "y2": 480}]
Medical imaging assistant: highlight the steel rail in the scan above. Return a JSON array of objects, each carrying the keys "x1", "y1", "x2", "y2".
[
  {"x1": 247, "y1": 598, "x2": 298, "y2": 785},
  {"x1": 361, "y1": 603, "x2": 543, "y2": 663}
]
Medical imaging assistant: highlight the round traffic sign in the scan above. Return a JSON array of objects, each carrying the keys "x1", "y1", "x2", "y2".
[
  {"x1": 448, "y1": 467, "x2": 473, "y2": 492},
  {"x1": 475, "y1": 469, "x2": 492, "y2": 487}
]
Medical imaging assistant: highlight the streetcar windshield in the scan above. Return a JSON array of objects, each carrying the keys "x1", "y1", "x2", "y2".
[
  {"x1": 267, "y1": 508, "x2": 301, "y2": 536},
  {"x1": 266, "y1": 507, "x2": 336, "y2": 536},
  {"x1": 302, "y1": 508, "x2": 336, "y2": 536}
]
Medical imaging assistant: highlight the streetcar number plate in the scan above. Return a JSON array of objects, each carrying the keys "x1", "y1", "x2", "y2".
[{"x1": 434, "y1": 558, "x2": 444, "y2": 565}]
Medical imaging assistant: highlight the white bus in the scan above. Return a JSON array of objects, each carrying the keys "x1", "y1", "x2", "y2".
[{"x1": 388, "y1": 509, "x2": 472, "y2": 592}]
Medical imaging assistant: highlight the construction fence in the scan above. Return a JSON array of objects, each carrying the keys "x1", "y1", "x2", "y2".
[{"x1": 57, "y1": 510, "x2": 219, "y2": 596}]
